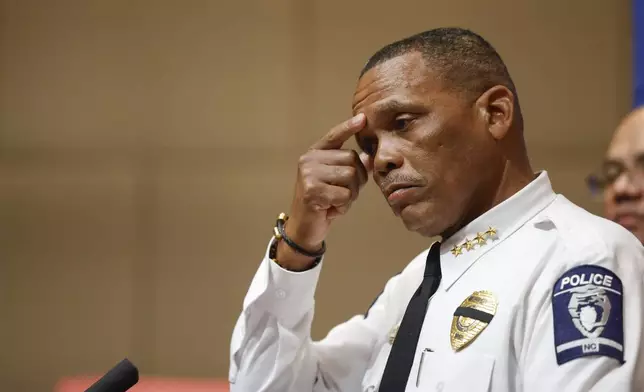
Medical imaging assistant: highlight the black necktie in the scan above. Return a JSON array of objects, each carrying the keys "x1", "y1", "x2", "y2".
[{"x1": 378, "y1": 241, "x2": 442, "y2": 391}]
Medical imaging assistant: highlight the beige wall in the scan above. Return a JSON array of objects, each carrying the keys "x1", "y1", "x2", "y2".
[{"x1": 0, "y1": 0, "x2": 632, "y2": 390}]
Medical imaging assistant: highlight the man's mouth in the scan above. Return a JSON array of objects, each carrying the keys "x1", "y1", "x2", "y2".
[
  {"x1": 615, "y1": 213, "x2": 640, "y2": 229},
  {"x1": 385, "y1": 184, "x2": 422, "y2": 203}
]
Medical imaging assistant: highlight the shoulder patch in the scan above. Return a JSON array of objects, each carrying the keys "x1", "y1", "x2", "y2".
[{"x1": 552, "y1": 264, "x2": 624, "y2": 365}]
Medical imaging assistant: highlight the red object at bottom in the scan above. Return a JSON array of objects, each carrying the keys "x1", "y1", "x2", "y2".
[{"x1": 54, "y1": 375, "x2": 230, "y2": 392}]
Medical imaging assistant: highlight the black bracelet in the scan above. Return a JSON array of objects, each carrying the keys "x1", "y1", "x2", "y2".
[
  {"x1": 273, "y1": 213, "x2": 326, "y2": 258},
  {"x1": 269, "y1": 237, "x2": 321, "y2": 271}
]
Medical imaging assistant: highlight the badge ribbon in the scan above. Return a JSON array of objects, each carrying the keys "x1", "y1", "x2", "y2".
[{"x1": 450, "y1": 290, "x2": 498, "y2": 351}]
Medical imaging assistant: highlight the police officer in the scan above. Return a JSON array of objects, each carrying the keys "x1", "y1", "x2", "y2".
[{"x1": 229, "y1": 28, "x2": 644, "y2": 392}]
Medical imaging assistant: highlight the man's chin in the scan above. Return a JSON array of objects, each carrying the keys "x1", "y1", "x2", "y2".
[{"x1": 398, "y1": 203, "x2": 442, "y2": 237}]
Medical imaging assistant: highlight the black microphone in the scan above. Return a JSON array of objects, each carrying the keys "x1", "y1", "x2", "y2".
[{"x1": 85, "y1": 358, "x2": 139, "y2": 392}]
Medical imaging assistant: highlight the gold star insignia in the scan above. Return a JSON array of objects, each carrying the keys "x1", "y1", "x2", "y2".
[
  {"x1": 451, "y1": 244, "x2": 463, "y2": 256},
  {"x1": 464, "y1": 238, "x2": 474, "y2": 251},
  {"x1": 450, "y1": 227, "x2": 497, "y2": 257}
]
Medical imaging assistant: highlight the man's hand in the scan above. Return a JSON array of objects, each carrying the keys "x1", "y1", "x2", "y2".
[{"x1": 276, "y1": 113, "x2": 371, "y2": 270}]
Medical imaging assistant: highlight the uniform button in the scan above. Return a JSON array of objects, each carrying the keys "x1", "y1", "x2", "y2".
[
  {"x1": 275, "y1": 289, "x2": 287, "y2": 299},
  {"x1": 436, "y1": 381, "x2": 444, "y2": 391}
]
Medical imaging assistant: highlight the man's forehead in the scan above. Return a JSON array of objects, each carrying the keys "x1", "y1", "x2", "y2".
[
  {"x1": 352, "y1": 52, "x2": 438, "y2": 111},
  {"x1": 607, "y1": 108, "x2": 644, "y2": 159}
]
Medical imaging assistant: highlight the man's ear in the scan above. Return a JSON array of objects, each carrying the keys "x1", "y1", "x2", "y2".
[{"x1": 475, "y1": 85, "x2": 515, "y2": 140}]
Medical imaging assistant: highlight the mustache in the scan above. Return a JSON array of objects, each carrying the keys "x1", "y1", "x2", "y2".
[
  {"x1": 614, "y1": 207, "x2": 643, "y2": 217},
  {"x1": 379, "y1": 173, "x2": 424, "y2": 189}
]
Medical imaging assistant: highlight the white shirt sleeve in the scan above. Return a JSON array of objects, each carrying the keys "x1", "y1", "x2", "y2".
[
  {"x1": 229, "y1": 238, "x2": 398, "y2": 392},
  {"x1": 519, "y1": 239, "x2": 644, "y2": 391}
]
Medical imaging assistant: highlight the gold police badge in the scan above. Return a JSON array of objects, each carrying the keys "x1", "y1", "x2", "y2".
[{"x1": 450, "y1": 290, "x2": 498, "y2": 351}]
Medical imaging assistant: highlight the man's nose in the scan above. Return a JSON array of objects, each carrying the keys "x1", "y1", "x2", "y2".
[
  {"x1": 374, "y1": 137, "x2": 404, "y2": 177},
  {"x1": 611, "y1": 171, "x2": 643, "y2": 202}
]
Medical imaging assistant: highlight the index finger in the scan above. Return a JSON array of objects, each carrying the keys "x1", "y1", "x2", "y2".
[{"x1": 311, "y1": 113, "x2": 366, "y2": 150}]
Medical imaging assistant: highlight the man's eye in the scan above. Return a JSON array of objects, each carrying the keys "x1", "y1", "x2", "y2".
[
  {"x1": 393, "y1": 117, "x2": 413, "y2": 131},
  {"x1": 602, "y1": 164, "x2": 624, "y2": 182}
]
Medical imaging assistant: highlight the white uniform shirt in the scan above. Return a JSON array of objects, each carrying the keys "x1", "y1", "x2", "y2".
[{"x1": 229, "y1": 171, "x2": 644, "y2": 392}]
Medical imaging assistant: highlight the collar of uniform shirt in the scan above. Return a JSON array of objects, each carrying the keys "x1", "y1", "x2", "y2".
[{"x1": 438, "y1": 170, "x2": 557, "y2": 290}]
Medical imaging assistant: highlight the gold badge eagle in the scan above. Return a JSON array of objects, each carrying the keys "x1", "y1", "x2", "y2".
[{"x1": 450, "y1": 290, "x2": 498, "y2": 351}]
